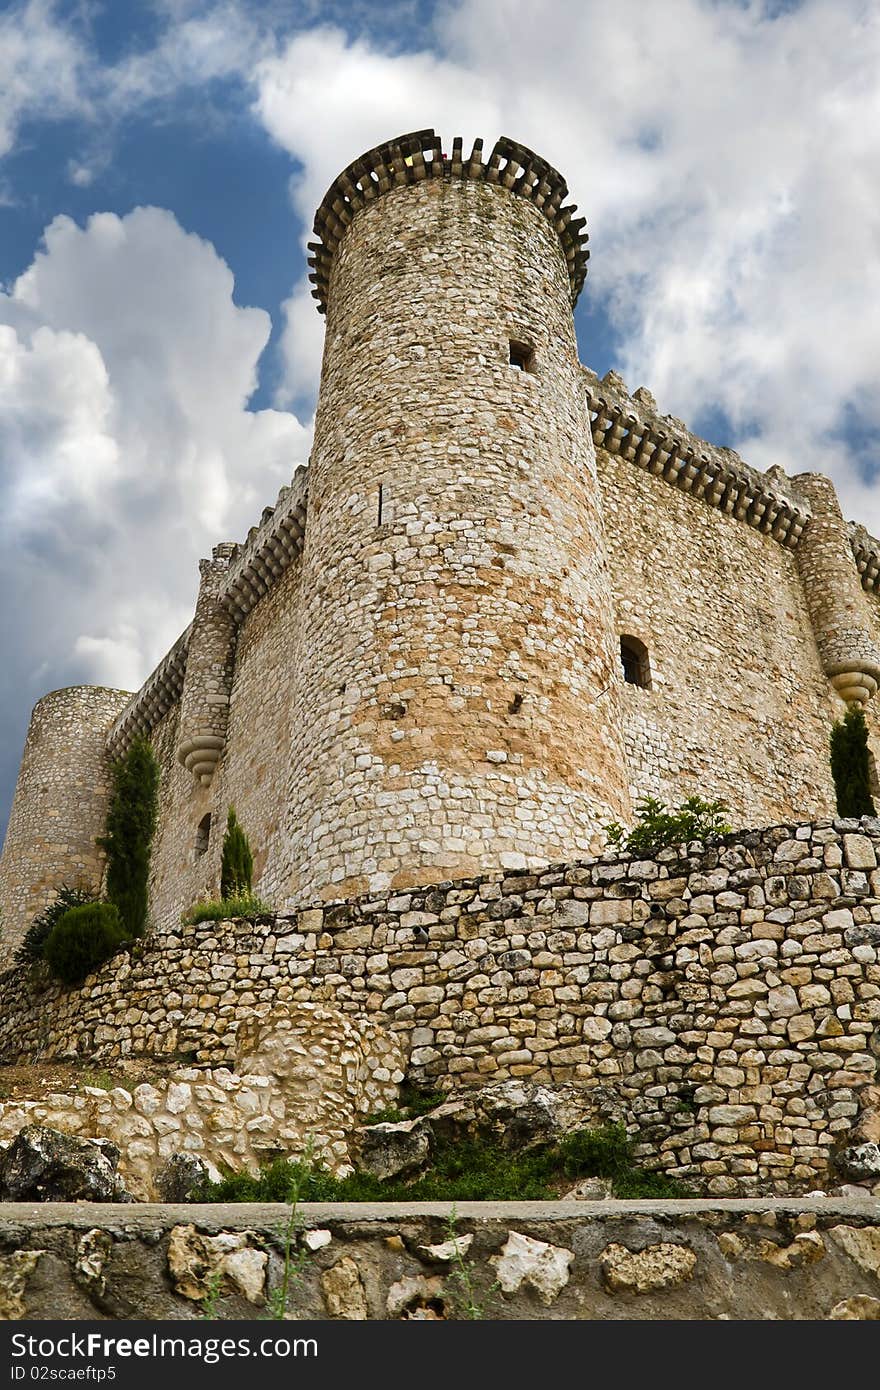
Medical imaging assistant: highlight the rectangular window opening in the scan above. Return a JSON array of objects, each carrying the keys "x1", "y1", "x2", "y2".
[{"x1": 509, "y1": 340, "x2": 535, "y2": 372}]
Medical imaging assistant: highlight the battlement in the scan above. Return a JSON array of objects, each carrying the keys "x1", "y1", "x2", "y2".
[
  {"x1": 307, "y1": 129, "x2": 590, "y2": 312},
  {"x1": 585, "y1": 367, "x2": 810, "y2": 549}
]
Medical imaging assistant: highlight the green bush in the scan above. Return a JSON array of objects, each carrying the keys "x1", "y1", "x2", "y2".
[
  {"x1": 181, "y1": 894, "x2": 272, "y2": 926},
  {"x1": 100, "y1": 736, "x2": 160, "y2": 938},
  {"x1": 43, "y1": 902, "x2": 128, "y2": 986},
  {"x1": 830, "y1": 705, "x2": 876, "y2": 818},
  {"x1": 15, "y1": 885, "x2": 96, "y2": 966},
  {"x1": 220, "y1": 807, "x2": 254, "y2": 899},
  {"x1": 198, "y1": 1123, "x2": 693, "y2": 1204},
  {"x1": 606, "y1": 795, "x2": 732, "y2": 856}
]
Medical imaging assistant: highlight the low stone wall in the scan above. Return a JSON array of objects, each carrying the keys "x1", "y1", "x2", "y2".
[
  {"x1": 0, "y1": 1005, "x2": 403, "y2": 1198},
  {"x1": 1, "y1": 819, "x2": 879, "y2": 1195},
  {"x1": 1, "y1": 1198, "x2": 879, "y2": 1320}
]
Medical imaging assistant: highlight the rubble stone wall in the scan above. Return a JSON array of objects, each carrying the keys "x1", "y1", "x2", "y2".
[
  {"x1": 2, "y1": 1198, "x2": 879, "y2": 1321},
  {"x1": 1, "y1": 821, "x2": 879, "y2": 1195},
  {"x1": 0, "y1": 1004, "x2": 404, "y2": 1199},
  {"x1": 145, "y1": 552, "x2": 305, "y2": 930}
]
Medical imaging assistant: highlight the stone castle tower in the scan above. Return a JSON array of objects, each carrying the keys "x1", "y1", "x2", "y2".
[
  {"x1": 286, "y1": 131, "x2": 631, "y2": 899},
  {"x1": 3, "y1": 128, "x2": 880, "y2": 965}
]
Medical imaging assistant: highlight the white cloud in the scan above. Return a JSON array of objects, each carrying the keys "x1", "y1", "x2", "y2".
[
  {"x1": 252, "y1": 1, "x2": 880, "y2": 532},
  {"x1": 0, "y1": 205, "x2": 309, "y2": 706}
]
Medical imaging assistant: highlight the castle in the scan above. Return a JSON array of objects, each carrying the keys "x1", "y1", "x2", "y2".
[{"x1": 3, "y1": 126, "x2": 880, "y2": 968}]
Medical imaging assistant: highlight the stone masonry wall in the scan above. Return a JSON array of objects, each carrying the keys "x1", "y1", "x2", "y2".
[
  {"x1": 596, "y1": 447, "x2": 844, "y2": 820},
  {"x1": 1, "y1": 821, "x2": 879, "y2": 1196},
  {"x1": 0, "y1": 1003, "x2": 403, "y2": 1199},
  {"x1": 3, "y1": 1199, "x2": 880, "y2": 1320},
  {"x1": 145, "y1": 552, "x2": 304, "y2": 930}
]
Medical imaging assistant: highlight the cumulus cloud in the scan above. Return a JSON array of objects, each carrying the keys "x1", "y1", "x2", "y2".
[
  {"x1": 0, "y1": 205, "x2": 309, "y2": 818},
  {"x1": 254, "y1": 1, "x2": 880, "y2": 534}
]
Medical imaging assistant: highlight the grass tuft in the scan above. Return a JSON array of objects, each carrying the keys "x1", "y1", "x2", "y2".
[{"x1": 181, "y1": 894, "x2": 272, "y2": 925}]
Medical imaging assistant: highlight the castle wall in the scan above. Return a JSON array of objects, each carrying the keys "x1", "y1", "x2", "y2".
[
  {"x1": 144, "y1": 553, "x2": 304, "y2": 929},
  {"x1": 596, "y1": 446, "x2": 842, "y2": 821},
  {"x1": 0, "y1": 686, "x2": 131, "y2": 967},
  {"x1": 286, "y1": 170, "x2": 630, "y2": 903},
  {"x1": 1, "y1": 819, "x2": 878, "y2": 1197}
]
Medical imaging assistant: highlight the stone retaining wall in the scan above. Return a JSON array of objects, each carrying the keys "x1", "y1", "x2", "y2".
[
  {"x1": 1, "y1": 1198, "x2": 879, "y2": 1320},
  {"x1": 1, "y1": 820, "x2": 879, "y2": 1195}
]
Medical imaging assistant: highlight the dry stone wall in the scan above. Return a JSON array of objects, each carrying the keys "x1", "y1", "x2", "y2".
[
  {"x1": 0, "y1": 1004, "x2": 403, "y2": 1198},
  {"x1": 1, "y1": 820, "x2": 879, "y2": 1196}
]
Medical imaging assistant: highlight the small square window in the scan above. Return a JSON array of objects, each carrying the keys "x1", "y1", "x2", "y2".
[{"x1": 509, "y1": 340, "x2": 535, "y2": 372}]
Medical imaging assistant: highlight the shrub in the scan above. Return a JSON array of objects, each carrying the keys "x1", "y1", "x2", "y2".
[
  {"x1": 181, "y1": 894, "x2": 272, "y2": 926},
  {"x1": 43, "y1": 902, "x2": 127, "y2": 986},
  {"x1": 15, "y1": 884, "x2": 96, "y2": 966},
  {"x1": 606, "y1": 795, "x2": 731, "y2": 856},
  {"x1": 99, "y1": 736, "x2": 160, "y2": 938},
  {"x1": 199, "y1": 1123, "x2": 693, "y2": 1204},
  {"x1": 830, "y1": 705, "x2": 876, "y2": 818},
  {"x1": 220, "y1": 807, "x2": 254, "y2": 900}
]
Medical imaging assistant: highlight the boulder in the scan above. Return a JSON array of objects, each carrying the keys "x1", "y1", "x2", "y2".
[
  {"x1": 491, "y1": 1231, "x2": 574, "y2": 1306},
  {"x1": 0, "y1": 1126, "x2": 132, "y2": 1202},
  {"x1": 418, "y1": 1081, "x2": 609, "y2": 1153},
  {"x1": 155, "y1": 1153, "x2": 212, "y2": 1203},
  {"x1": 355, "y1": 1117, "x2": 431, "y2": 1180},
  {"x1": 600, "y1": 1242, "x2": 697, "y2": 1294},
  {"x1": 561, "y1": 1176, "x2": 614, "y2": 1201},
  {"x1": 834, "y1": 1142, "x2": 880, "y2": 1182}
]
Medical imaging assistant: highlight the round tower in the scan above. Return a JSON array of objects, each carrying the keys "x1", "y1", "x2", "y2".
[
  {"x1": 0, "y1": 685, "x2": 131, "y2": 966},
  {"x1": 285, "y1": 130, "x2": 630, "y2": 900},
  {"x1": 791, "y1": 472, "x2": 880, "y2": 705}
]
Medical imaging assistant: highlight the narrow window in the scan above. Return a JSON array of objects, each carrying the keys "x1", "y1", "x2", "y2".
[
  {"x1": 620, "y1": 635, "x2": 651, "y2": 689},
  {"x1": 509, "y1": 340, "x2": 535, "y2": 373},
  {"x1": 870, "y1": 749, "x2": 880, "y2": 799},
  {"x1": 195, "y1": 813, "x2": 211, "y2": 857},
  {"x1": 377, "y1": 482, "x2": 384, "y2": 526}
]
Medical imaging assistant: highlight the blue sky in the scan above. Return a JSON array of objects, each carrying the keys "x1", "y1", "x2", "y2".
[{"x1": 1, "y1": 0, "x2": 879, "y2": 842}]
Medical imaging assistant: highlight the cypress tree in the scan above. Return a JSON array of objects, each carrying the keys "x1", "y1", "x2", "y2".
[
  {"x1": 830, "y1": 705, "x2": 876, "y2": 818},
  {"x1": 220, "y1": 806, "x2": 254, "y2": 899},
  {"x1": 99, "y1": 736, "x2": 160, "y2": 938}
]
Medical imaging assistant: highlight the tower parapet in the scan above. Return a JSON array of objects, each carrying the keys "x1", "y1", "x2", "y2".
[{"x1": 307, "y1": 130, "x2": 589, "y2": 313}]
